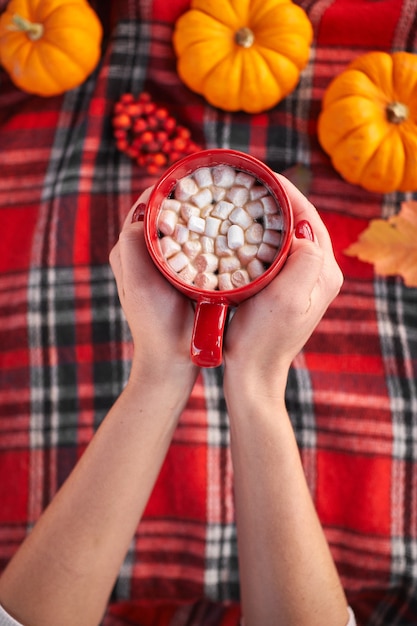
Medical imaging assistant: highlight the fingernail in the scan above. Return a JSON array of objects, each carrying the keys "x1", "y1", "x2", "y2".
[
  {"x1": 295, "y1": 220, "x2": 314, "y2": 241},
  {"x1": 132, "y1": 202, "x2": 146, "y2": 223}
]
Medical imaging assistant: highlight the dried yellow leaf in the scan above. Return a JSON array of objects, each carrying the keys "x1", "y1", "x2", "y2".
[{"x1": 345, "y1": 201, "x2": 417, "y2": 287}]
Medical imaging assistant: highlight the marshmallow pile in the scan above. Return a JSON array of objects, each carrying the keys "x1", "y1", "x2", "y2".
[{"x1": 156, "y1": 164, "x2": 284, "y2": 291}]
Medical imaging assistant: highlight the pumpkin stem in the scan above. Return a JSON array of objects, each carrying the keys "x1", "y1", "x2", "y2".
[
  {"x1": 386, "y1": 101, "x2": 409, "y2": 124},
  {"x1": 235, "y1": 27, "x2": 255, "y2": 48},
  {"x1": 8, "y1": 14, "x2": 44, "y2": 41}
]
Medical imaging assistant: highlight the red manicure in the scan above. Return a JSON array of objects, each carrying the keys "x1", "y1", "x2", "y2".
[
  {"x1": 131, "y1": 202, "x2": 146, "y2": 223},
  {"x1": 295, "y1": 220, "x2": 314, "y2": 241}
]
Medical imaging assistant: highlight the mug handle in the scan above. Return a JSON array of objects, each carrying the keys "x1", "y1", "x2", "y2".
[{"x1": 191, "y1": 301, "x2": 229, "y2": 368}]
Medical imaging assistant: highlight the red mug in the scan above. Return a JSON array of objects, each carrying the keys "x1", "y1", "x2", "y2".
[{"x1": 143, "y1": 149, "x2": 293, "y2": 367}]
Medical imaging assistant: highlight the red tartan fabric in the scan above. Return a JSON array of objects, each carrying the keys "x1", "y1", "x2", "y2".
[
  {"x1": 103, "y1": 600, "x2": 241, "y2": 626},
  {"x1": 0, "y1": 1, "x2": 417, "y2": 625}
]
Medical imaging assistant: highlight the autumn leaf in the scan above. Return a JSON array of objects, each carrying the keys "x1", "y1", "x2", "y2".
[{"x1": 345, "y1": 201, "x2": 417, "y2": 287}]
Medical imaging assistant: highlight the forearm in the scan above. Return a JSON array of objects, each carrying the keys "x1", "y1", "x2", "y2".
[
  {"x1": 225, "y1": 373, "x2": 348, "y2": 626},
  {"x1": 0, "y1": 365, "x2": 197, "y2": 626}
]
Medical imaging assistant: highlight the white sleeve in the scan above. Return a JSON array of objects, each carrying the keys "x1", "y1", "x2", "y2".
[
  {"x1": 0, "y1": 605, "x2": 24, "y2": 626},
  {"x1": 347, "y1": 606, "x2": 357, "y2": 625}
]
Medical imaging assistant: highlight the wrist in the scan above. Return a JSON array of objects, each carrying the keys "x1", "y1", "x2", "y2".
[
  {"x1": 126, "y1": 357, "x2": 199, "y2": 409},
  {"x1": 223, "y1": 363, "x2": 289, "y2": 411},
  {"x1": 224, "y1": 372, "x2": 290, "y2": 447},
  {"x1": 225, "y1": 378, "x2": 299, "y2": 478},
  {"x1": 111, "y1": 369, "x2": 196, "y2": 444}
]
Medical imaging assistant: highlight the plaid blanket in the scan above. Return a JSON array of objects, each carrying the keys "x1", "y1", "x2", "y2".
[{"x1": 1, "y1": 0, "x2": 417, "y2": 624}]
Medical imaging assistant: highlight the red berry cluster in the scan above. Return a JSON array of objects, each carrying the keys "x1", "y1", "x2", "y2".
[{"x1": 112, "y1": 92, "x2": 201, "y2": 175}]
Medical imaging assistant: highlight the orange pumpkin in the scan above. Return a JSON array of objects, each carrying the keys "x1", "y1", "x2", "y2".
[
  {"x1": 172, "y1": 0, "x2": 313, "y2": 114},
  {"x1": 318, "y1": 51, "x2": 417, "y2": 194},
  {"x1": 0, "y1": 0, "x2": 103, "y2": 97}
]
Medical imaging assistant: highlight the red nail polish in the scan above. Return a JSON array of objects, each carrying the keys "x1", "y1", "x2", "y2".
[
  {"x1": 295, "y1": 220, "x2": 314, "y2": 241},
  {"x1": 132, "y1": 202, "x2": 146, "y2": 223}
]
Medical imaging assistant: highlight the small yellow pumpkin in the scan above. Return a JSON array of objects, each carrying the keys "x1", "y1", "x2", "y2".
[
  {"x1": 0, "y1": 0, "x2": 103, "y2": 97},
  {"x1": 318, "y1": 51, "x2": 417, "y2": 194},
  {"x1": 172, "y1": 0, "x2": 313, "y2": 114}
]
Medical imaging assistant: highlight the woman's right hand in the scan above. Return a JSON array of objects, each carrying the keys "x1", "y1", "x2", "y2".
[{"x1": 223, "y1": 175, "x2": 343, "y2": 397}]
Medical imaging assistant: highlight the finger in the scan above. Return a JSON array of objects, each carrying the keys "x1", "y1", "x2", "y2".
[
  {"x1": 119, "y1": 221, "x2": 153, "y2": 279},
  {"x1": 110, "y1": 187, "x2": 153, "y2": 286},
  {"x1": 118, "y1": 222, "x2": 178, "y2": 301},
  {"x1": 122, "y1": 186, "x2": 154, "y2": 230},
  {"x1": 112, "y1": 187, "x2": 157, "y2": 300},
  {"x1": 109, "y1": 241, "x2": 121, "y2": 278},
  {"x1": 109, "y1": 240, "x2": 126, "y2": 304}
]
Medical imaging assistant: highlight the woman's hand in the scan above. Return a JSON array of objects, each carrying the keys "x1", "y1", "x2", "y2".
[
  {"x1": 109, "y1": 189, "x2": 199, "y2": 384},
  {"x1": 223, "y1": 174, "x2": 343, "y2": 393},
  {"x1": 221, "y1": 176, "x2": 348, "y2": 626}
]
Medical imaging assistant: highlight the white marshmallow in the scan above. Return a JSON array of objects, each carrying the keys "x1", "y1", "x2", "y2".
[
  {"x1": 193, "y1": 167, "x2": 213, "y2": 188},
  {"x1": 226, "y1": 185, "x2": 249, "y2": 207},
  {"x1": 247, "y1": 258, "x2": 265, "y2": 280},
  {"x1": 245, "y1": 222, "x2": 264, "y2": 244},
  {"x1": 227, "y1": 224, "x2": 244, "y2": 250},
  {"x1": 200, "y1": 204, "x2": 213, "y2": 218},
  {"x1": 235, "y1": 171, "x2": 255, "y2": 189},
  {"x1": 174, "y1": 176, "x2": 199, "y2": 201},
  {"x1": 195, "y1": 272, "x2": 218, "y2": 290},
  {"x1": 161, "y1": 198, "x2": 181, "y2": 212},
  {"x1": 178, "y1": 263, "x2": 198, "y2": 284},
  {"x1": 219, "y1": 255, "x2": 241, "y2": 273},
  {"x1": 211, "y1": 185, "x2": 227, "y2": 202},
  {"x1": 195, "y1": 252, "x2": 219, "y2": 273},
  {"x1": 245, "y1": 200, "x2": 264, "y2": 219},
  {"x1": 183, "y1": 239, "x2": 202, "y2": 259},
  {"x1": 215, "y1": 235, "x2": 233, "y2": 257},
  {"x1": 231, "y1": 269, "x2": 250, "y2": 287},
  {"x1": 257, "y1": 242, "x2": 277, "y2": 264},
  {"x1": 158, "y1": 209, "x2": 178, "y2": 235},
  {"x1": 263, "y1": 229, "x2": 282, "y2": 247},
  {"x1": 229, "y1": 206, "x2": 253, "y2": 230},
  {"x1": 188, "y1": 215, "x2": 206, "y2": 234},
  {"x1": 212, "y1": 164, "x2": 236, "y2": 188},
  {"x1": 159, "y1": 236, "x2": 181, "y2": 258},
  {"x1": 238, "y1": 244, "x2": 258, "y2": 265},
  {"x1": 173, "y1": 224, "x2": 189, "y2": 244},
  {"x1": 200, "y1": 236, "x2": 215, "y2": 253},
  {"x1": 168, "y1": 251, "x2": 189, "y2": 272},
  {"x1": 191, "y1": 187, "x2": 213, "y2": 209},
  {"x1": 261, "y1": 195, "x2": 279, "y2": 215},
  {"x1": 218, "y1": 273, "x2": 234, "y2": 291},
  {"x1": 264, "y1": 213, "x2": 284, "y2": 230},
  {"x1": 181, "y1": 202, "x2": 199, "y2": 222},
  {"x1": 220, "y1": 219, "x2": 231, "y2": 235},
  {"x1": 211, "y1": 200, "x2": 234, "y2": 220},
  {"x1": 250, "y1": 185, "x2": 268, "y2": 200},
  {"x1": 205, "y1": 216, "x2": 221, "y2": 238}
]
